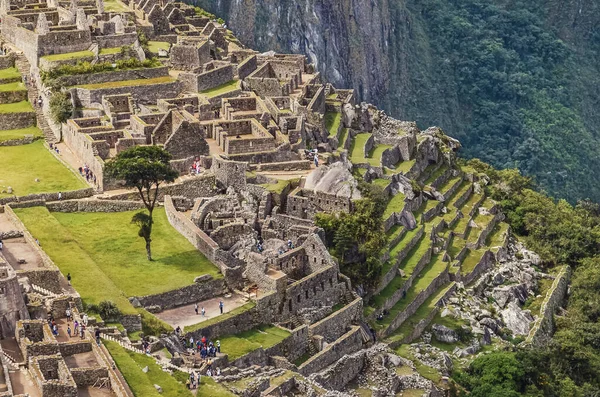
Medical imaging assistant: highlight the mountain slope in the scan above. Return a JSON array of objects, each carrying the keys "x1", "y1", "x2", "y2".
[{"x1": 195, "y1": 0, "x2": 600, "y2": 203}]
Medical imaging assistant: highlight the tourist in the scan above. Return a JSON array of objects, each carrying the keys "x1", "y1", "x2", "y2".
[
  {"x1": 287, "y1": 239, "x2": 293, "y2": 249},
  {"x1": 58, "y1": 192, "x2": 62, "y2": 201},
  {"x1": 95, "y1": 328, "x2": 101, "y2": 346},
  {"x1": 219, "y1": 300, "x2": 224, "y2": 314},
  {"x1": 206, "y1": 368, "x2": 212, "y2": 377},
  {"x1": 175, "y1": 326, "x2": 181, "y2": 336},
  {"x1": 67, "y1": 325, "x2": 72, "y2": 338},
  {"x1": 216, "y1": 367, "x2": 221, "y2": 376},
  {"x1": 189, "y1": 336, "x2": 194, "y2": 347},
  {"x1": 67, "y1": 272, "x2": 71, "y2": 284},
  {"x1": 74, "y1": 320, "x2": 79, "y2": 335},
  {"x1": 0, "y1": 240, "x2": 3, "y2": 251},
  {"x1": 37, "y1": 96, "x2": 42, "y2": 107},
  {"x1": 66, "y1": 307, "x2": 71, "y2": 321},
  {"x1": 82, "y1": 312, "x2": 88, "y2": 326},
  {"x1": 185, "y1": 378, "x2": 191, "y2": 389},
  {"x1": 216, "y1": 340, "x2": 220, "y2": 353},
  {"x1": 78, "y1": 166, "x2": 83, "y2": 175},
  {"x1": 194, "y1": 302, "x2": 199, "y2": 315},
  {"x1": 52, "y1": 323, "x2": 58, "y2": 336},
  {"x1": 80, "y1": 324, "x2": 85, "y2": 339},
  {"x1": 196, "y1": 372, "x2": 201, "y2": 386},
  {"x1": 201, "y1": 335, "x2": 206, "y2": 346},
  {"x1": 314, "y1": 151, "x2": 319, "y2": 167},
  {"x1": 201, "y1": 306, "x2": 205, "y2": 317}
]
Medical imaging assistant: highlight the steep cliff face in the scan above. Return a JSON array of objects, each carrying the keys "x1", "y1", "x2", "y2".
[{"x1": 196, "y1": 0, "x2": 600, "y2": 203}]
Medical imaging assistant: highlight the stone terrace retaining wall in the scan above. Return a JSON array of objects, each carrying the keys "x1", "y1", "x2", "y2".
[
  {"x1": 461, "y1": 250, "x2": 496, "y2": 286},
  {"x1": 135, "y1": 277, "x2": 226, "y2": 311},
  {"x1": 59, "y1": 340, "x2": 92, "y2": 356},
  {"x1": 0, "y1": 187, "x2": 95, "y2": 206},
  {"x1": 72, "y1": 80, "x2": 182, "y2": 107},
  {"x1": 298, "y1": 326, "x2": 363, "y2": 376},
  {"x1": 309, "y1": 297, "x2": 362, "y2": 343},
  {"x1": 475, "y1": 213, "x2": 504, "y2": 249},
  {"x1": 382, "y1": 268, "x2": 450, "y2": 338},
  {"x1": 47, "y1": 199, "x2": 145, "y2": 213},
  {"x1": 164, "y1": 195, "x2": 219, "y2": 262},
  {"x1": 184, "y1": 303, "x2": 260, "y2": 341},
  {"x1": 526, "y1": 266, "x2": 571, "y2": 346},
  {"x1": 0, "y1": 111, "x2": 36, "y2": 130},
  {"x1": 103, "y1": 174, "x2": 217, "y2": 201},
  {"x1": 70, "y1": 367, "x2": 110, "y2": 387},
  {"x1": 309, "y1": 349, "x2": 366, "y2": 391},
  {"x1": 453, "y1": 184, "x2": 473, "y2": 209},
  {"x1": 0, "y1": 134, "x2": 38, "y2": 146}
]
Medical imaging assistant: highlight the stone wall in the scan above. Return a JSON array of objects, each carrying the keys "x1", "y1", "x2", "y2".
[
  {"x1": 71, "y1": 80, "x2": 182, "y2": 107},
  {"x1": 0, "y1": 53, "x2": 16, "y2": 69},
  {"x1": 461, "y1": 250, "x2": 496, "y2": 286},
  {"x1": 0, "y1": 111, "x2": 36, "y2": 130},
  {"x1": 298, "y1": 326, "x2": 363, "y2": 376},
  {"x1": 526, "y1": 266, "x2": 571, "y2": 346},
  {"x1": 164, "y1": 195, "x2": 220, "y2": 262},
  {"x1": 184, "y1": 303, "x2": 260, "y2": 340},
  {"x1": 20, "y1": 269, "x2": 62, "y2": 294},
  {"x1": 453, "y1": 184, "x2": 473, "y2": 209},
  {"x1": 104, "y1": 174, "x2": 217, "y2": 201},
  {"x1": 0, "y1": 134, "x2": 38, "y2": 146},
  {"x1": 237, "y1": 55, "x2": 257, "y2": 79},
  {"x1": 70, "y1": 367, "x2": 110, "y2": 387},
  {"x1": 120, "y1": 314, "x2": 142, "y2": 332},
  {"x1": 47, "y1": 199, "x2": 145, "y2": 213},
  {"x1": 59, "y1": 341, "x2": 92, "y2": 357},
  {"x1": 95, "y1": 32, "x2": 138, "y2": 48},
  {"x1": 134, "y1": 277, "x2": 226, "y2": 311},
  {"x1": 0, "y1": 89, "x2": 28, "y2": 104},
  {"x1": 309, "y1": 297, "x2": 362, "y2": 343},
  {"x1": 0, "y1": 188, "x2": 94, "y2": 206},
  {"x1": 309, "y1": 349, "x2": 366, "y2": 391}
]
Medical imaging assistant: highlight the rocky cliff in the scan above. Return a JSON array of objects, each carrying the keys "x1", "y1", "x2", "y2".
[{"x1": 195, "y1": 0, "x2": 600, "y2": 203}]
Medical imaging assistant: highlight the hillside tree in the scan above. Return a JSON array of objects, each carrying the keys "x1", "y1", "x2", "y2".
[{"x1": 105, "y1": 146, "x2": 178, "y2": 260}]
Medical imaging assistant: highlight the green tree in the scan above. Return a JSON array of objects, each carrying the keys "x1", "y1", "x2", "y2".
[
  {"x1": 49, "y1": 91, "x2": 73, "y2": 124},
  {"x1": 105, "y1": 146, "x2": 178, "y2": 260}
]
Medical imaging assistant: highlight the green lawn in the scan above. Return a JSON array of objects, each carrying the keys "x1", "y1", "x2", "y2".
[
  {"x1": 0, "y1": 141, "x2": 85, "y2": 198},
  {"x1": 460, "y1": 249, "x2": 486, "y2": 275},
  {"x1": 104, "y1": 0, "x2": 129, "y2": 12},
  {"x1": 76, "y1": 76, "x2": 175, "y2": 90},
  {"x1": 389, "y1": 227, "x2": 422, "y2": 260},
  {"x1": 396, "y1": 159, "x2": 416, "y2": 174},
  {"x1": 369, "y1": 143, "x2": 393, "y2": 165},
  {"x1": 0, "y1": 67, "x2": 22, "y2": 81},
  {"x1": 0, "y1": 81, "x2": 26, "y2": 92},
  {"x1": 0, "y1": 126, "x2": 42, "y2": 142},
  {"x1": 148, "y1": 41, "x2": 171, "y2": 54},
  {"x1": 106, "y1": 340, "x2": 234, "y2": 397},
  {"x1": 99, "y1": 47, "x2": 122, "y2": 55},
  {"x1": 424, "y1": 165, "x2": 448, "y2": 186},
  {"x1": 41, "y1": 51, "x2": 95, "y2": 62},
  {"x1": 14, "y1": 207, "x2": 221, "y2": 313},
  {"x1": 338, "y1": 127, "x2": 349, "y2": 149},
  {"x1": 0, "y1": 100, "x2": 34, "y2": 113},
  {"x1": 449, "y1": 180, "x2": 471, "y2": 207},
  {"x1": 349, "y1": 133, "x2": 392, "y2": 166},
  {"x1": 219, "y1": 325, "x2": 290, "y2": 361},
  {"x1": 200, "y1": 80, "x2": 240, "y2": 98},
  {"x1": 325, "y1": 112, "x2": 342, "y2": 137},
  {"x1": 438, "y1": 175, "x2": 462, "y2": 195}
]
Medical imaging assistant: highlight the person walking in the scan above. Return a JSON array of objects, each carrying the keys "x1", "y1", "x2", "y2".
[
  {"x1": 67, "y1": 325, "x2": 72, "y2": 338},
  {"x1": 65, "y1": 308, "x2": 71, "y2": 321},
  {"x1": 219, "y1": 300, "x2": 224, "y2": 314},
  {"x1": 58, "y1": 192, "x2": 62, "y2": 200},
  {"x1": 67, "y1": 272, "x2": 71, "y2": 284},
  {"x1": 216, "y1": 340, "x2": 220, "y2": 353},
  {"x1": 0, "y1": 240, "x2": 3, "y2": 251},
  {"x1": 201, "y1": 306, "x2": 205, "y2": 317},
  {"x1": 94, "y1": 328, "x2": 101, "y2": 346},
  {"x1": 194, "y1": 302, "x2": 199, "y2": 315},
  {"x1": 82, "y1": 313, "x2": 88, "y2": 326}
]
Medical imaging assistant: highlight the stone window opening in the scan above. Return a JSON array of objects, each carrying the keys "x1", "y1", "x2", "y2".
[
  {"x1": 288, "y1": 299, "x2": 292, "y2": 312},
  {"x1": 305, "y1": 290, "x2": 308, "y2": 299},
  {"x1": 297, "y1": 295, "x2": 300, "y2": 303},
  {"x1": 313, "y1": 286, "x2": 316, "y2": 295},
  {"x1": 329, "y1": 278, "x2": 333, "y2": 287},
  {"x1": 321, "y1": 281, "x2": 324, "y2": 291}
]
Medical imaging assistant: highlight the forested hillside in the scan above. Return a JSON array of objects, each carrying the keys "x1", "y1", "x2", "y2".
[{"x1": 195, "y1": 0, "x2": 600, "y2": 203}]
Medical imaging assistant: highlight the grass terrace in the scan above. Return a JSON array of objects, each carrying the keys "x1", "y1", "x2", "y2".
[
  {"x1": 14, "y1": 207, "x2": 221, "y2": 313},
  {"x1": 325, "y1": 111, "x2": 342, "y2": 138},
  {"x1": 41, "y1": 51, "x2": 95, "y2": 62},
  {"x1": 105, "y1": 340, "x2": 235, "y2": 397},
  {"x1": 449, "y1": 180, "x2": 471, "y2": 207},
  {"x1": 486, "y1": 222, "x2": 509, "y2": 247},
  {"x1": 383, "y1": 191, "x2": 406, "y2": 219},
  {"x1": 76, "y1": 76, "x2": 175, "y2": 90},
  {"x1": 0, "y1": 100, "x2": 34, "y2": 113},
  {"x1": 424, "y1": 165, "x2": 448, "y2": 186},
  {"x1": 219, "y1": 325, "x2": 291, "y2": 361},
  {"x1": 349, "y1": 133, "x2": 370, "y2": 164},
  {"x1": 200, "y1": 80, "x2": 239, "y2": 98},
  {"x1": 389, "y1": 227, "x2": 423, "y2": 261},
  {"x1": 185, "y1": 301, "x2": 256, "y2": 333},
  {"x1": 378, "y1": 254, "x2": 447, "y2": 329},
  {"x1": 396, "y1": 159, "x2": 416, "y2": 174},
  {"x1": 99, "y1": 47, "x2": 122, "y2": 55},
  {"x1": 0, "y1": 67, "x2": 22, "y2": 81},
  {"x1": 337, "y1": 127, "x2": 350, "y2": 149},
  {"x1": 0, "y1": 141, "x2": 85, "y2": 198},
  {"x1": 460, "y1": 249, "x2": 487, "y2": 275},
  {"x1": 0, "y1": 81, "x2": 26, "y2": 92},
  {"x1": 103, "y1": 0, "x2": 129, "y2": 12},
  {"x1": 0, "y1": 126, "x2": 42, "y2": 142},
  {"x1": 386, "y1": 282, "x2": 454, "y2": 344},
  {"x1": 148, "y1": 41, "x2": 171, "y2": 54},
  {"x1": 259, "y1": 179, "x2": 290, "y2": 194}
]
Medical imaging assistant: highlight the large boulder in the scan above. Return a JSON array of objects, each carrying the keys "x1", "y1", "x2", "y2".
[
  {"x1": 492, "y1": 283, "x2": 529, "y2": 308},
  {"x1": 501, "y1": 301, "x2": 533, "y2": 336},
  {"x1": 431, "y1": 324, "x2": 459, "y2": 343}
]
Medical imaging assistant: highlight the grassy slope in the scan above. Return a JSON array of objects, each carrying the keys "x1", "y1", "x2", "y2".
[
  {"x1": 0, "y1": 100, "x2": 34, "y2": 113},
  {"x1": 219, "y1": 325, "x2": 291, "y2": 360},
  {"x1": 0, "y1": 126, "x2": 43, "y2": 142},
  {"x1": 14, "y1": 207, "x2": 220, "y2": 312},
  {"x1": 0, "y1": 141, "x2": 85, "y2": 197},
  {"x1": 200, "y1": 80, "x2": 239, "y2": 97},
  {"x1": 76, "y1": 76, "x2": 175, "y2": 89},
  {"x1": 41, "y1": 51, "x2": 95, "y2": 61}
]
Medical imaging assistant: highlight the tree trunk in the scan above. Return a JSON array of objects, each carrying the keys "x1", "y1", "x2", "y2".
[{"x1": 145, "y1": 239, "x2": 152, "y2": 261}]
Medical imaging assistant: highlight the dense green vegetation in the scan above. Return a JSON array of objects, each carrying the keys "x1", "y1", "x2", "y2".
[
  {"x1": 450, "y1": 159, "x2": 600, "y2": 396},
  {"x1": 399, "y1": 0, "x2": 600, "y2": 203},
  {"x1": 315, "y1": 182, "x2": 387, "y2": 291}
]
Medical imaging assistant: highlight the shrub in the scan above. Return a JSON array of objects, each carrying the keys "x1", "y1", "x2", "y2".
[
  {"x1": 49, "y1": 91, "x2": 73, "y2": 124},
  {"x1": 98, "y1": 300, "x2": 121, "y2": 322}
]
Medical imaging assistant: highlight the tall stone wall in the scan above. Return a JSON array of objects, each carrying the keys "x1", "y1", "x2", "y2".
[
  {"x1": 309, "y1": 297, "x2": 362, "y2": 343},
  {"x1": 134, "y1": 277, "x2": 227, "y2": 311},
  {"x1": 298, "y1": 326, "x2": 363, "y2": 376},
  {"x1": 55, "y1": 66, "x2": 169, "y2": 88},
  {"x1": 526, "y1": 266, "x2": 571, "y2": 346}
]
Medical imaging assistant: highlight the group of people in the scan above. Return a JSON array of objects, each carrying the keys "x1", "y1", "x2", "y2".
[
  {"x1": 47, "y1": 308, "x2": 88, "y2": 339},
  {"x1": 184, "y1": 335, "x2": 221, "y2": 360},
  {"x1": 190, "y1": 158, "x2": 203, "y2": 175},
  {"x1": 193, "y1": 299, "x2": 225, "y2": 317},
  {"x1": 78, "y1": 164, "x2": 97, "y2": 184},
  {"x1": 49, "y1": 142, "x2": 60, "y2": 155},
  {"x1": 186, "y1": 368, "x2": 220, "y2": 389}
]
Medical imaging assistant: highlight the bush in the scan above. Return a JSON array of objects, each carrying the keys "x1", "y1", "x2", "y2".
[
  {"x1": 137, "y1": 308, "x2": 173, "y2": 336},
  {"x1": 98, "y1": 300, "x2": 121, "y2": 322},
  {"x1": 49, "y1": 91, "x2": 73, "y2": 124}
]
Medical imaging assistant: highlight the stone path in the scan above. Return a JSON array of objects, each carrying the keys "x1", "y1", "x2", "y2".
[{"x1": 154, "y1": 293, "x2": 248, "y2": 329}]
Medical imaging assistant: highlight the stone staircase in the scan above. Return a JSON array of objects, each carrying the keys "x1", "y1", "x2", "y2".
[{"x1": 14, "y1": 54, "x2": 57, "y2": 144}]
